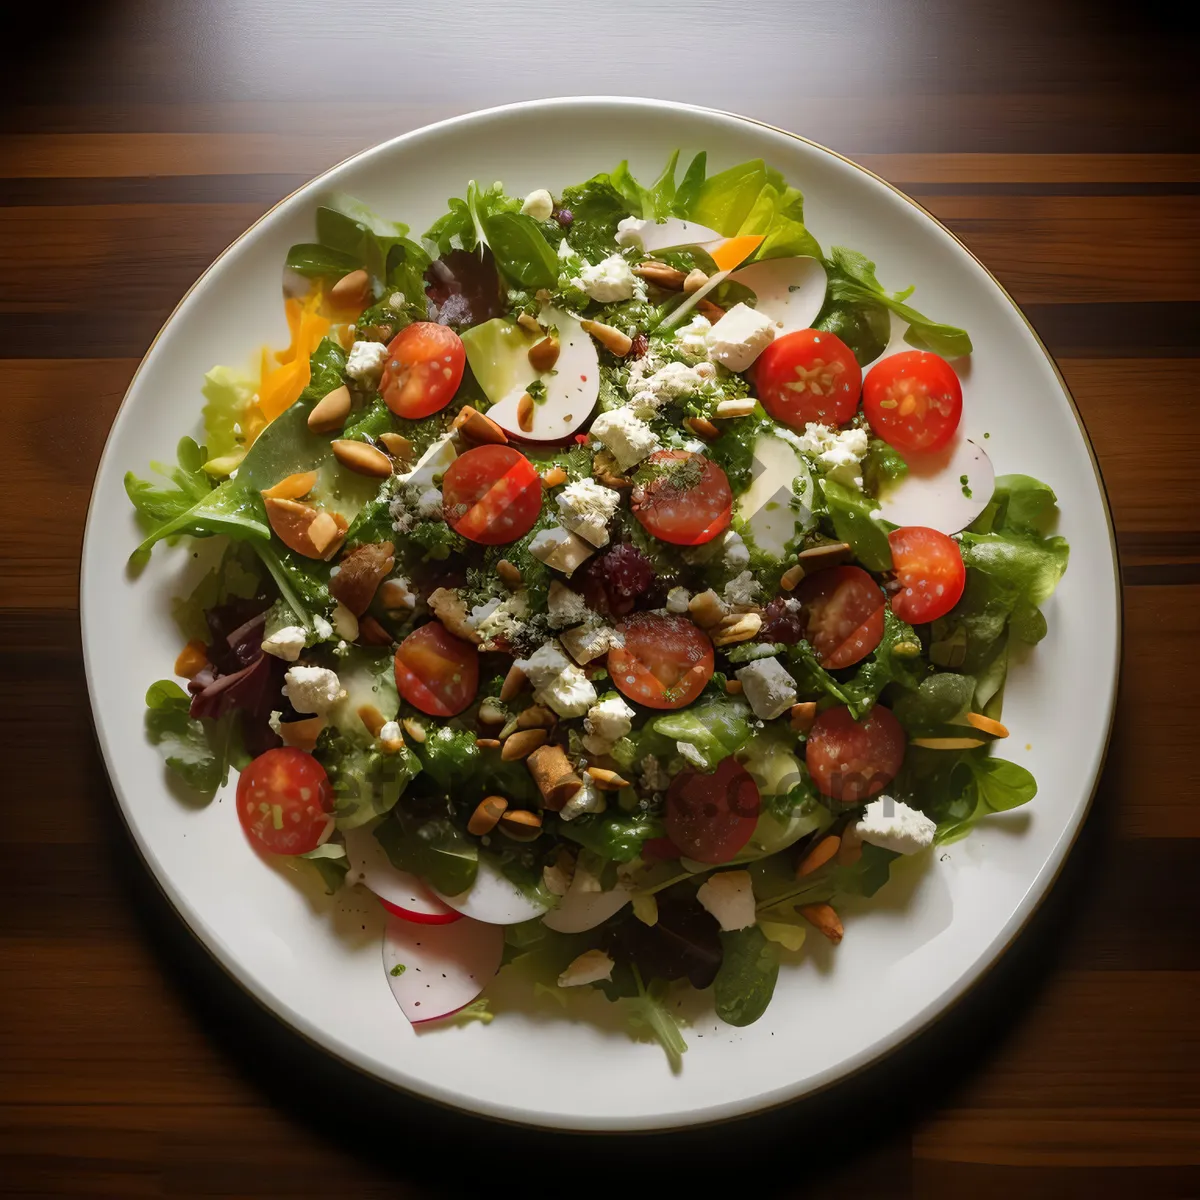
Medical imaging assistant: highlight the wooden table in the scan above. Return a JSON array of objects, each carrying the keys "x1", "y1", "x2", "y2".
[{"x1": 3, "y1": 1, "x2": 1197, "y2": 1194}]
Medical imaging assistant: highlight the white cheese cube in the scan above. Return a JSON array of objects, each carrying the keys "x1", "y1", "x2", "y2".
[
  {"x1": 547, "y1": 581, "x2": 591, "y2": 629},
  {"x1": 536, "y1": 662, "x2": 598, "y2": 718},
  {"x1": 706, "y1": 302, "x2": 777, "y2": 373},
  {"x1": 675, "y1": 313, "x2": 713, "y2": 358},
  {"x1": 583, "y1": 695, "x2": 635, "y2": 747},
  {"x1": 666, "y1": 586, "x2": 692, "y2": 614},
  {"x1": 614, "y1": 216, "x2": 647, "y2": 248},
  {"x1": 397, "y1": 434, "x2": 457, "y2": 492},
  {"x1": 589, "y1": 408, "x2": 660, "y2": 471},
  {"x1": 555, "y1": 478, "x2": 621, "y2": 548},
  {"x1": 345, "y1": 340, "x2": 389, "y2": 388},
  {"x1": 529, "y1": 525, "x2": 595, "y2": 577},
  {"x1": 282, "y1": 665, "x2": 344, "y2": 715},
  {"x1": 723, "y1": 569, "x2": 760, "y2": 607},
  {"x1": 560, "y1": 622, "x2": 624, "y2": 665},
  {"x1": 697, "y1": 870, "x2": 757, "y2": 931},
  {"x1": 558, "y1": 776, "x2": 608, "y2": 822},
  {"x1": 558, "y1": 948, "x2": 615, "y2": 987},
  {"x1": 261, "y1": 624, "x2": 307, "y2": 662},
  {"x1": 855, "y1": 796, "x2": 937, "y2": 855},
  {"x1": 735, "y1": 657, "x2": 798, "y2": 721}
]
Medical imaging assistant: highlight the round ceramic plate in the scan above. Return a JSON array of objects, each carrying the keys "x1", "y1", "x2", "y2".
[{"x1": 81, "y1": 98, "x2": 1120, "y2": 1131}]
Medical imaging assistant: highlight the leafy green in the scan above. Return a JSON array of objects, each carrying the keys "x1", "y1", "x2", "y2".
[
  {"x1": 319, "y1": 732, "x2": 419, "y2": 830},
  {"x1": 823, "y1": 247, "x2": 972, "y2": 358},
  {"x1": 813, "y1": 292, "x2": 891, "y2": 367},
  {"x1": 557, "y1": 174, "x2": 630, "y2": 260},
  {"x1": 973, "y1": 474, "x2": 1061, "y2": 537},
  {"x1": 170, "y1": 542, "x2": 262, "y2": 641},
  {"x1": 892, "y1": 672, "x2": 976, "y2": 733},
  {"x1": 822, "y1": 478, "x2": 893, "y2": 572},
  {"x1": 863, "y1": 437, "x2": 909, "y2": 496},
  {"x1": 713, "y1": 927, "x2": 779, "y2": 1028},
  {"x1": 672, "y1": 152, "x2": 707, "y2": 217},
  {"x1": 558, "y1": 810, "x2": 664, "y2": 863},
  {"x1": 374, "y1": 809, "x2": 479, "y2": 896},
  {"x1": 300, "y1": 843, "x2": 349, "y2": 895},
  {"x1": 424, "y1": 180, "x2": 519, "y2": 257},
  {"x1": 480, "y1": 211, "x2": 559, "y2": 289},
  {"x1": 626, "y1": 967, "x2": 687, "y2": 1073},
  {"x1": 143, "y1": 680, "x2": 233, "y2": 799},
  {"x1": 650, "y1": 694, "x2": 753, "y2": 772},
  {"x1": 284, "y1": 243, "x2": 361, "y2": 280},
  {"x1": 412, "y1": 726, "x2": 480, "y2": 791},
  {"x1": 408, "y1": 521, "x2": 467, "y2": 562},
  {"x1": 200, "y1": 365, "x2": 257, "y2": 466},
  {"x1": 756, "y1": 842, "x2": 899, "y2": 912},
  {"x1": 610, "y1": 150, "x2": 680, "y2": 220}
]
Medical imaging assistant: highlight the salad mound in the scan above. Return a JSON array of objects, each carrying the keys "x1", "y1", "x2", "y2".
[{"x1": 128, "y1": 150, "x2": 1068, "y2": 1067}]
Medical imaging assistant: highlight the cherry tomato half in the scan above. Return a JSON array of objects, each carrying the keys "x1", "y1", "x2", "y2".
[
  {"x1": 394, "y1": 621, "x2": 479, "y2": 717},
  {"x1": 665, "y1": 756, "x2": 761, "y2": 864},
  {"x1": 887, "y1": 526, "x2": 966, "y2": 624},
  {"x1": 236, "y1": 747, "x2": 333, "y2": 855},
  {"x1": 380, "y1": 322, "x2": 465, "y2": 419},
  {"x1": 796, "y1": 565, "x2": 886, "y2": 669},
  {"x1": 608, "y1": 612, "x2": 715, "y2": 710},
  {"x1": 754, "y1": 329, "x2": 862, "y2": 429},
  {"x1": 863, "y1": 350, "x2": 962, "y2": 454},
  {"x1": 442, "y1": 444, "x2": 543, "y2": 545},
  {"x1": 806, "y1": 705, "x2": 906, "y2": 805},
  {"x1": 632, "y1": 450, "x2": 732, "y2": 546}
]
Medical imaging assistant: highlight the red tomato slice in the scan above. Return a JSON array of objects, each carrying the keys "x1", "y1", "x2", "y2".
[
  {"x1": 394, "y1": 621, "x2": 479, "y2": 717},
  {"x1": 608, "y1": 612, "x2": 714, "y2": 710},
  {"x1": 754, "y1": 329, "x2": 862, "y2": 429},
  {"x1": 380, "y1": 322, "x2": 465, "y2": 419},
  {"x1": 632, "y1": 450, "x2": 732, "y2": 546},
  {"x1": 796, "y1": 565, "x2": 886, "y2": 668},
  {"x1": 442, "y1": 445, "x2": 542, "y2": 545},
  {"x1": 665, "y1": 756, "x2": 761, "y2": 864},
  {"x1": 806, "y1": 705, "x2": 906, "y2": 804},
  {"x1": 887, "y1": 526, "x2": 966, "y2": 624},
  {"x1": 236, "y1": 747, "x2": 333, "y2": 856},
  {"x1": 863, "y1": 350, "x2": 962, "y2": 454}
]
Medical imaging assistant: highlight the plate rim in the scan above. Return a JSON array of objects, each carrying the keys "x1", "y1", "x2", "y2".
[{"x1": 79, "y1": 95, "x2": 1123, "y2": 1133}]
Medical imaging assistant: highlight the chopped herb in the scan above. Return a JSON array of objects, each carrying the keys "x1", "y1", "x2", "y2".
[
  {"x1": 527, "y1": 379, "x2": 548, "y2": 404},
  {"x1": 390, "y1": 963, "x2": 407, "y2": 977},
  {"x1": 960, "y1": 473, "x2": 972, "y2": 498}
]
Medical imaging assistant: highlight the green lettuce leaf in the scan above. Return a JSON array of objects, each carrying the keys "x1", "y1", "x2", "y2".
[
  {"x1": 171, "y1": 542, "x2": 263, "y2": 641},
  {"x1": 650, "y1": 694, "x2": 752, "y2": 771},
  {"x1": 557, "y1": 810, "x2": 665, "y2": 864},
  {"x1": 374, "y1": 808, "x2": 479, "y2": 896},
  {"x1": 480, "y1": 210, "x2": 559, "y2": 289},
  {"x1": 143, "y1": 680, "x2": 233, "y2": 799},
  {"x1": 200, "y1": 365, "x2": 257, "y2": 467},
  {"x1": 822, "y1": 478, "x2": 893, "y2": 572},
  {"x1": 713, "y1": 926, "x2": 779, "y2": 1028}
]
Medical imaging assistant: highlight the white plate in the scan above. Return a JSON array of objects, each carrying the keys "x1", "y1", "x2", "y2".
[{"x1": 80, "y1": 98, "x2": 1120, "y2": 1132}]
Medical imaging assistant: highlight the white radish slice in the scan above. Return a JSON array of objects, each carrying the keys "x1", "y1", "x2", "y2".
[
  {"x1": 736, "y1": 431, "x2": 815, "y2": 556},
  {"x1": 658, "y1": 268, "x2": 730, "y2": 331},
  {"x1": 343, "y1": 826, "x2": 461, "y2": 926},
  {"x1": 730, "y1": 257, "x2": 827, "y2": 335},
  {"x1": 542, "y1": 884, "x2": 632, "y2": 934},
  {"x1": 434, "y1": 856, "x2": 551, "y2": 925},
  {"x1": 876, "y1": 436, "x2": 996, "y2": 535},
  {"x1": 620, "y1": 216, "x2": 723, "y2": 253},
  {"x1": 382, "y1": 913, "x2": 503, "y2": 1023}
]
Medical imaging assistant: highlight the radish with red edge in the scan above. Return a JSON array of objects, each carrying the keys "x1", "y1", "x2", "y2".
[
  {"x1": 343, "y1": 826, "x2": 460, "y2": 926},
  {"x1": 542, "y1": 882, "x2": 632, "y2": 934},
  {"x1": 434, "y1": 856, "x2": 550, "y2": 925},
  {"x1": 382, "y1": 913, "x2": 503, "y2": 1023}
]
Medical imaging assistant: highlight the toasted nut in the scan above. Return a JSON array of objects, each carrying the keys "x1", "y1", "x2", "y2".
[
  {"x1": 261, "y1": 470, "x2": 318, "y2": 501},
  {"x1": 478, "y1": 697, "x2": 507, "y2": 726},
  {"x1": 528, "y1": 744, "x2": 583, "y2": 809},
  {"x1": 633, "y1": 261, "x2": 687, "y2": 289},
  {"x1": 378, "y1": 432, "x2": 414, "y2": 462},
  {"x1": 498, "y1": 808, "x2": 543, "y2": 841},
  {"x1": 580, "y1": 318, "x2": 633, "y2": 356},
  {"x1": 797, "y1": 834, "x2": 841, "y2": 878},
  {"x1": 540, "y1": 466, "x2": 568, "y2": 488},
  {"x1": 499, "y1": 662, "x2": 527, "y2": 703},
  {"x1": 688, "y1": 588, "x2": 729, "y2": 629},
  {"x1": 379, "y1": 734, "x2": 405, "y2": 754},
  {"x1": 335, "y1": 598, "x2": 362, "y2": 641},
  {"x1": 714, "y1": 397, "x2": 756, "y2": 419},
  {"x1": 279, "y1": 715, "x2": 325, "y2": 752},
  {"x1": 329, "y1": 268, "x2": 370, "y2": 309},
  {"x1": 475, "y1": 737, "x2": 502, "y2": 750},
  {"x1": 683, "y1": 268, "x2": 709, "y2": 294},
  {"x1": 712, "y1": 612, "x2": 763, "y2": 647},
  {"x1": 330, "y1": 540, "x2": 395, "y2": 615},
  {"x1": 516, "y1": 312, "x2": 543, "y2": 335},
  {"x1": 516, "y1": 392, "x2": 535, "y2": 432},
  {"x1": 837, "y1": 824, "x2": 864, "y2": 866},
  {"x1": 357, "y1": 615, "x2": 394, "y2": 647},
  {"x1": 586, "y1": 767, "x2": 630, "y2": 791},
  {"x1": 356, "y1": 705, "x2": 386, "y2": 738},
  {"x1": 307, "y1": 385, "x2": 352, "y2": 433},
  {"x1": 685, "y1": 416, "x2": 721, "y2": 441},
  {"x1": 402, "y1": 717, "x2": 426, "y2": 744},
  {"x1": 453, "y1": 405, "x2": 508, "y2": 445},
  {"x1": 331, "y1": 439, "x2": 393, "y2": 478},
  {"x1": 517, "y1": 704, "x2": 556, "y2": 730},
  {"x1": 779, "y1": 564, "x2": 806, "y2": 591},
  {"x1": 892, "y1": 640, "x2": 922, "y2": 658},
  {"x1": 307, "y1": 510, "x2": 344, "y2": 557},
  {"x1": 800, "y1": 902, "x2": 844, "y2": 943},
  {"x1": 468, "y1": 795, "x2": 509, "y2": 836},
  {"x1": 264, "y1": 497, "x2": 344, "y2": 560},
  {"x1": 591, "y1": 448, "x2": 632, "y2": 489},
  {"x1": 528, "y1": 335, "x2": 561, "y2": 372},
  {"x1": 501, "y1": 728, "x2": 548, "y2": 761},
  {"x1": 966, "y1": 712, "x2": 1010, "y2": 738},
  {"x1": 797, "y1": 541, "x2": 852, "y2": 570},
  {"x1": 496, "y1": 559, "x2": 523, "y2": 589},
  {"x1": 695, "y1": 299, "x2": 725, "y2": 323},
  {"x1": 910, "y1": 736, "x2": 988, "y2": 750},
  {"x1": 790, "y1": 701, "x2": 818, "y2": 733},
  {"x1": 174, "y1": 639, "x2": 208, "y2": 679},
  {"x1": 427, "y1": 587, "x2": 482, "y2": 644}
]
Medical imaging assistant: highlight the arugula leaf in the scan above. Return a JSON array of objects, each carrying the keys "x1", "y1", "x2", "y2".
[
  {"x1": 144, "y1": 680, "x2": 232, "y2": 799},
  {"x1": 424, "y1": 180, "x2": 518, "y2": 257},
  {"x1": 626, "y1": 967, "x2": 687, "y2": 1073},
  {"x1": 480, "y1": 211, "x2": 559, "y2": 289},
  {"x1": 557, "y1": 810, "x2": 664, "y2": 863},
  {"x1": 713, "y1": 927, "x2": 779, "y2": 1028},
  {"x1": 822, "y1": 478, "x2": 893, "y2": 572}
]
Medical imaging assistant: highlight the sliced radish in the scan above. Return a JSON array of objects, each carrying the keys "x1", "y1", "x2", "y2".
[
  {"x1": 876, "y1": 436, "x2": 996, "y2": 535},
  {"x1": 343, "y1": 826, "x2": 461, "y2": 926},
  {"x1": 542, "y1": 883, "x2": 632, "y2": 934},
  {"x1": 619, "y1": 216, "x2": 723, "y2": 253},
  {"x1": 730, "y1": 257, "x2": 828, "y2": 335},
  {"x1": 434, "y1": 856, "x2": 551, "y2": 925},
  {"x1": 382, "y1": 913, "x2": 503, "y2": 1023},
  {"x1": 736, "y1": 431, "x2": 815, "y2": 556}
]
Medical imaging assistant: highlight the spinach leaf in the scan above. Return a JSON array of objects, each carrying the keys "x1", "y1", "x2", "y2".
[
  {"x1": 822, "y1": 478, "x2": 893, "y2": 572},
  {"x1": 144, "y1": 680, "x2": 232, "y2": 799},
  {"x1": 284, "y1": 243, "x2": 361, "y2": 280},
  {"x1": 974, "y1": 473, "x2": 1061, "y2": 536},
  {"x1": 813, "y1": 293, "x2": 892, "y2": 366},
  {"x1": 374, "y1": 810, "x2": 478, "y2": 896},
  {"x1": 318, "y1": 731, "x2": 419, "y2": 830},
  {"x1": 480, "y1": 211, "x2": 559, "y2": 289},
  {"x1": 713, "y1": 927, "x2": 779, "y2": 1028},
  {"x1": 671, "y1": 151, "x2": 707, "y2": 217},
  {"x1": 863, "y1": 436, "x2": 909, "y2": 496},
  {"x1": 892, "y1": 672, "x2": 976, "y2": 733},
  {"x1": 557, "y1": 810, "x2": 665, "y2": 863}
]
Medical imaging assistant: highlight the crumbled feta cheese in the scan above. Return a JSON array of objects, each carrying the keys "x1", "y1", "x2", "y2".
[
  {"x1": 558, "y1": 237, "x2": 578, "y2": 261},
  {"x1": 675, "y1": 313, "x2": 713, "y2": 358},
  {"x1": 515, "y1": 641, "x2": 598, "y2": 717},
  {"x1": 666, "y1": 586, "x2": 691, "y2": 614},
  {"x1": 697, "y1": 870, "x2": 757, "y2": 931},
  {"x1": 578, "y1": 254, "x2": 638, "y2": 303},
  {"x1": 705, "y1": 303, "x2": 776, "y2": 373},
  {"x1": 387, "y1": 291, "x2": 405, "y2": 309},
  {"x1": 627, "y1": 360, "x2": 717, "y2": 418},
  {"x1": 268, "y1": 710, "x2": 283, "y2": 736},
  {"x1": 855, "y1": 796, "x2": 937, "y2": 855},
  {"x1": 378, "y1": 720, "x2": 402, "y2": 744},
  {"x1": 558, "y1": 776, "x2": 607, "y2": 822},
  {"x1": 282, "y1": 665, "x2": 343, "y2": 715},
  {"x1": 261, "y1": 624, "x2": 307, "y2": 662},
  {"x1": 547, "y1": 581, "x2": 591, "y2": 629},
  {"x1": 615, "y1": 216, "x2": 647, "y2": 248},
  {"x1": 515, "y1": 642, "x2": 572, "y2": 689},
  {"x1": 415, "y1": 487, "x2": 444, "y2": 520},
  {"x1": 469, "y1": 592, "x2": 529, "y2": 649},
  {"x1": 560, "y1": 622, "x2": 624, "y2": 665},
  {"x1": 555, "y1": 478, "x2": 621, "y2": 547},
  {"x1": 792, "y1": 422, "x2": 871, "y2": 490},
  {"x1": 589, "y1": 408, "x2": 660, "y2": 471},
  {"x1": 735, "y1": 657, "x2": 798, "y2": 721},
  {"x1": 723, "y1": 529, "x2": 751, "y2": 569},
  {"x1": 676, "y1": 740, "x2": 708, "y2": 769},
  {"x1": 331, "y1": 602, "x2": 359, "y2": 642},
  {"x1": 723, "y1": 569, "x2": 760, "y2": 607},
  {"x1": 345, "y1": 340, "x2": 389, "y2": 388},
  {"x1": 582, "y1": 695, "x2": 635, "y2": 755},
  {"x1": 312, "y1": 614, "x2": 333, "y2": 641},
  {"x1": 520, "y1": 188, "x2": 554, "y2": 221},
  {"x1": 558, "y1": 948, "x2": 615, "y2": 987},
  {"x1": 639, "y1": 754, "x2": 670, "y2": 794},
  {"x1": 396, "y1": 434, "x2": 457, "y2": 492},
  {"x1": 529, "y1": 525, "x2": 595, "y2": 576}
]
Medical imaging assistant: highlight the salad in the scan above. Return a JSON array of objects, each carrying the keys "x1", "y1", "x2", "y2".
[{"x1": 128, "y1": 150, "x2": 1068, "y2": 1068}]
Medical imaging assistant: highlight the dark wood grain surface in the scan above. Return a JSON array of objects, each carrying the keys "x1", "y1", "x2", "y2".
[{"x1": 3, "y1": 1, "x2": 1198, "y2": 1195}]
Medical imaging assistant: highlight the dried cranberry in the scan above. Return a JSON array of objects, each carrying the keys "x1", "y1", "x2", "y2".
[
  {"x1": 630, "y1": 333, "x2": 649, "y2": 359},
  {"x1": 554, "y1": 208, "x2": 573, "y2": 228},
  {"x1": 580, "y1": 543, "x2": 656, "y2": 618},
  {"x1": 760, "y1": 594, "x2": 807, "y2": 645},
  {"x1": 424, "y1": 249, "x2": 505, "y2": 329}
]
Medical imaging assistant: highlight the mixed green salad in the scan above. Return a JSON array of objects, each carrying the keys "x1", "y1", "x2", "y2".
[{"x1": 129, "y1": 150, "x2": 1068, "y2": 1068}]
